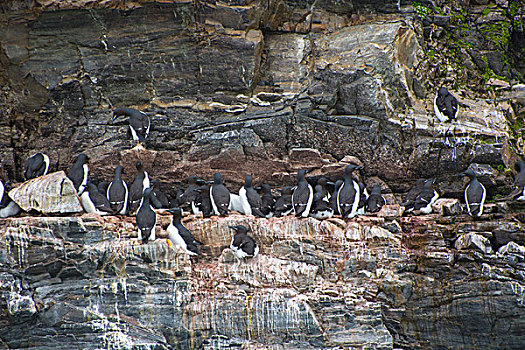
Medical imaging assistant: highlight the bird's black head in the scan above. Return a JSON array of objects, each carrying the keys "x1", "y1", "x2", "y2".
[
  {"x1": 245, "y1": 174, "x2": 253, "y2": 187},
  {"x1": 459, "y1": 169, "x2": 475, "y2": 179},
  {"x1": 143, "y1": 187, "x2": 153, "y2": 198},
  {"x1": 213, "y1": 173, "x2": 223, "y2": 184},
  {"x1": 345, "y1": 164, "x2": 362, "y2": 174},
  {"x1": 229, "y1": 225, "x2": 249, "y2": 234},
  {"x1": 115, "y1": 165, "x2": 125, "y2": 175},
  {"x1": 438, "y1": 86, "x2": 449, "y2": 97},
  {"x1": 136, "y1": 161, "x2": 143, "y2": 170},
  {"x1": 77, "y1": 153, "x2": 88, "y2": 164}
]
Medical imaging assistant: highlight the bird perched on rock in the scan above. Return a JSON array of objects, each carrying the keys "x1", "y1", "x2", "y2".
[
  {"x1": 229, "y1": 225, "x2": 259, "y2": 259},
  {"x1": 366, "y1": 184, "x2": 386, "y2": 213},
  {"x1": 112, "y1": 108, "x2": 150, "y2": 142},
  {"x1": 292, "y1": 169, "x2": 314, "y2": 218},
  {"x1": 258, "y1": 183, "x2": 275, "y2": 218},
  {"x1": 459, "y1": 169, "x2": 486, "y2": 217},
  {"x1": 273, "y1": 186, "x2": 294, "y2": 217},
  {"x1": 24, "y1": 153, "x2": 50, "y2": 180},
  {"x1": 128, "y1": 161, "x2": 150, "y2": 215},
  {"x1": 434, "y1": 87, "x2": 459, "y2": 122},
  {"x1": 357, "y1": 182, "x2": 369, "y2": 215},
  {"x1": 310, "y1": 191, "x2": 333, "y2": 219},
  {"x1": 67, "y1": 153, "x2": 89, "y2": 195},
  {"x1": 80, "y1": 182, "x2": 114, "y2": 216},
  {"x1": 329, "y1": 180, "x2": 343, "y2": 215},
  {"x1": 107, "y1": 165, "x2": 128, "y2": 215},
  {"x1": 0, "y1": 180, "x2": 21, "y2": 218},
  {"x1": 166, "y1": 207, "x2": 202, "y2": 255},
  {"x1": 178, "y1": 176, "x2": 205, "y2": 211},
  {"x1": 210, "y1": 173, "x2": 230, "y2": 216},
  {"x1": 136, "y1": 188, "x2": 157, "y2": 244},
  {"x1": 337, "y1": 164, "x2": 362, "y2": 218},
  {"x1": 508, "y1": 161, "x2": 525, "y2": 201},
  {"x1": 315, "y1": 177, "x2": 334, "y2": 201},
  {"x1": 239, "y1": 174, "x2": 265, "y2": 217},
  {"x1": 413, "y1": 179, "x2": 439, "y2": 214},
  {"x1": 401, "y1": 178, "x2": 426, "y2": 212},
  {"x1": 194, "y1": 184, "x2": 213, "y2": 218}
]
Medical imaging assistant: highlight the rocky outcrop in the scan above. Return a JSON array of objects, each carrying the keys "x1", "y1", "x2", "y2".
[
  {"x1": 1, "y1": 211, "x2": 525, "y2": 349},
  {"x1": 8, "y1": 171, "x2": 83, "y2": 214}
]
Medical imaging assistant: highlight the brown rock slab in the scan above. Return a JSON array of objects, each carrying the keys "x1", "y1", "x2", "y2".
[
  {"x1": 432, "y1": 198, "x2": 461, "y2": 216},
  {"x1": 8, "y1": 171, "x2": 83, "y2": 215},
  {"x1": 377, "y1": 204, "x2": 404, "y2": 218},
  {"x1": 455, "y1": 233, "x2": 494, "y2": 254}
]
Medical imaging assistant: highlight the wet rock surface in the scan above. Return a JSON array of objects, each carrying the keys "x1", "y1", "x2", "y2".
[{"x1": 0, "y1": 211, "x2": 525, "y2": 349}]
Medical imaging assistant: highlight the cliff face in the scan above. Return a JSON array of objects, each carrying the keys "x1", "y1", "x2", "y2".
[
  {"x1": 2, "y1": 209, "x2": 525, "y2": 350},
  {"x1": 1, "y1": 0, "x2": 525, "y2": 349}
]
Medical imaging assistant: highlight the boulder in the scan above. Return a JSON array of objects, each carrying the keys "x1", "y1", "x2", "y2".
[
  {"x1": 455, "y1": 233, "x2": 494, "y2": 254},
  {"x1": 8, "y1": 171, "x2": 83, "y2": 214},
  {"x1": 432, "y1": 198, "x2": 461, "y2": 216}
]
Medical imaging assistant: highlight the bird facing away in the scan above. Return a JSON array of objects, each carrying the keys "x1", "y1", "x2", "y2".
[
  {"x1": 239, "y1": 175, "x2": 265, "y2": 217},
  {"x1": 413, "y1": 179, "x2": 439, "y2": 214},
  {"x1": 509, "y1": 161, "x2": 525, "y2": 201},
  {"x1": 24, "y1": 153, "x2": 50, "y2": 180},
  {"x1": 107, "y1": 165, "x2": 128, "y2": 215},
  {"x1": 337, "y1": 164, "x2": 362, "y2": 218},
  {"x1": 128, "y1": 161, "x2": 150, "y2": 215},
  {"x1": 178, "y1": 176, "x2": 205, "y2": 211},
  {"x1": 67, "y1": 153, "x2": 89, "y2": 195},
  {"x1": 210, "y1": 173, "x2": 230, "y2": 216},
  {"x1": 80, "y1": 182, "x2": 114, "y2": 216},
  {"x1": 357, "y1": 182, "x2": 369, "y2": 215},
  {"x1": 258, "y1": 183, "x2": 275, "y2": 218},
  {"x1": 136, "y1": 188, "x2": 157, "y2": 244},
  {"x1": 329, "y1": 180, "x2": 343, "y2": 215},
  {"x1": 292, "y1": 169, "x2": 314, "y2": 218},
  {"x1": 434, "y1": 87, "x2": 459, "y2": 122},
  {"x1": 194, "y1": 185, "x2": 213, "y2": 218},
  {"x1": 166, "y1": 207, "x2": 202, "y2": 255},
  {"x1": 366, "y1": 184, "x2": 386, "y2": 213},
  {"x1": 112, "y1": 108, "x2": 150, "y2": 142},
  {"x1": 229, "y1": 225, "x2": 259, "y2": 259},
  {"x1": 460, "y1": 169, "x2": 486, "y2": 217},
  {"x1": 402, "y1": 178, "x2": 426, "y2": 212},
  {"x1": 273, "y1": 186, "x2": 294, "y2": 217}
]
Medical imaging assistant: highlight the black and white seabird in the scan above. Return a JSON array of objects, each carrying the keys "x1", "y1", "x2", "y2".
[
  {"x1": 357, "y1": 182, "x2": 369, "y2": 215},
  {"x1": 136, "y1": 188, "x2": 157, "y2": 244},
  {"x1": 107, "y1": 165, "x2": 128, "y2": 215},
  {"x1": 258, "y1": 183, "x2": 275, "y2": 218},
  {"x1": 292, "y1": 169, "x2": 314, "y2": 218},
  {"x1": 24, "y1": 153, "x2": 50, "y2": 180},
  {"x1": 194, "y1": 185, "x2": 213, "y2": 218},
  {"x1": 460, "y1": 169, "x2": 486, "y2": 217},
  {"x1": 149, "y1": 179, "x2": 169, "y2": 209},
  {"x1": 80, "y1": 182, "x2": 114, "y2": 216},
  {"x1": 239, "y1": 175, "x2": 265, "y2": 217},
  {"x1": 166, "y1": 208, "x2": 202, "y2": 255},
  {"x1": 508, "y1": 161, "x2": 525, "y2": 201},
  {"x1": 413, "y1": 179, "x2": 439, "y2": 214},
  {"x1": 0, "y1": 180, "x2": 21, "y2": 218},
  {"x1": 328, "y1": 180, "x2": 343, "y2": 215},
  {"x1": 210, "y1": 173, "x2": 230, "y2": 216},
  {"x1": 434, "y1": 87, "x2": 459, "y2": 122},
  {"x1": 229, "y1": 225, "x2": 259, "y2": 259},
  {"x1": 310, "y1": 192, "x2": 333, "y2": 219},
  {"x1": 128, "y1": 161, "x2": 150, "y2": 215},
  {"x1": 112, "y1": 108, "x2": 150, "y2": 142},
  {"x1": 273, "y1": 186, "x2": 294, "y2": 217},
  {"x1": 178, "y1": 176, "x2": 205, "y2": 211},
  {"x1": 402, "y1": 178, "x2": 426, "y2": 212},
  {"x1": 337, "y1": 164, "x2": 362, "y2": 218},
  {"x1": 316, "y1": 177, "x2": 334, "y2": 201},
  {"x1": 67, "y1": 153, "x2": 89, "y2": 195},
  {"x1": 366, "y1": 184, "x2": 386, "y2": 213}
]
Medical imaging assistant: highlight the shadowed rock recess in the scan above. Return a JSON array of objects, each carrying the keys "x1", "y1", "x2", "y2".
[{"x1": 1, "y1": 0, "x2": 525, "y2": 349}]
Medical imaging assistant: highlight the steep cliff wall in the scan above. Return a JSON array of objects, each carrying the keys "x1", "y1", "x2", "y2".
[{"x1": 1, "y1": 0, "x2": 525, "y2": 349}]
